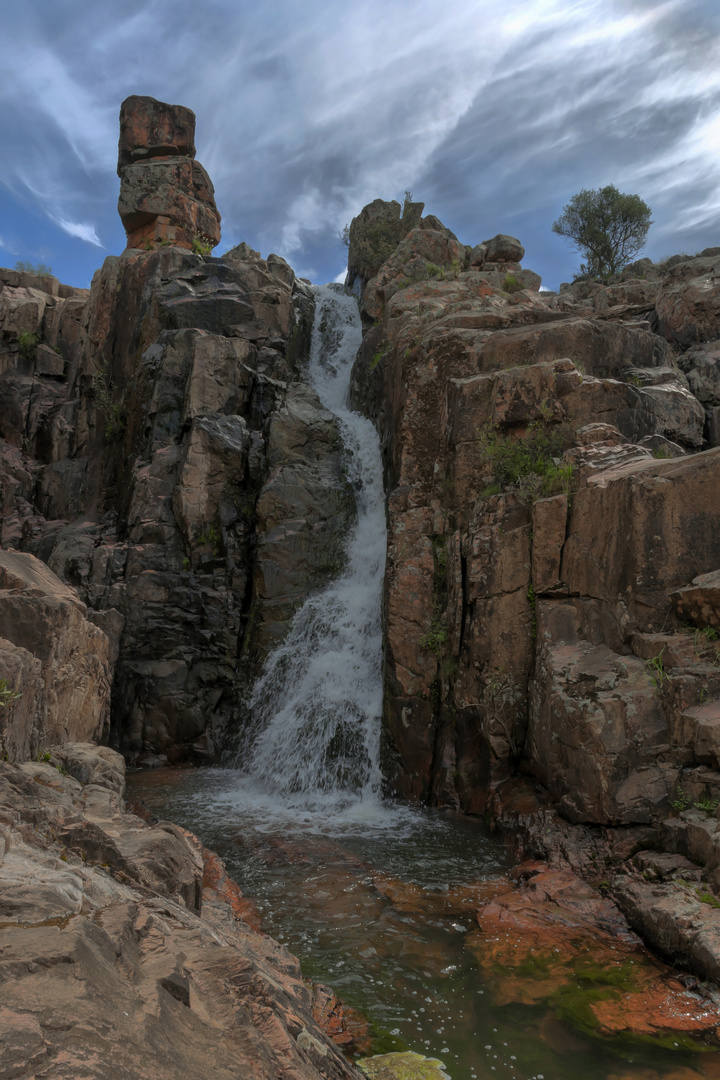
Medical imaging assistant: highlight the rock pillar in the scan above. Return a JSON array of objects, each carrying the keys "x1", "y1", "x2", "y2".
[{"x1": 117, "y1": 95, "x2": 221, "y2": 252}]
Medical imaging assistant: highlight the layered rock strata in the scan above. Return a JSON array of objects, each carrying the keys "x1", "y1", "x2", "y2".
[{"x1": 0, "y1": 743, "x2": 361, "y2": 1080}]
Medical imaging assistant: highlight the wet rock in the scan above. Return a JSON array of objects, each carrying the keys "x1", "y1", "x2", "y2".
[
  {"x1": 312, "y1": 983, "x2": 372, "y2": 1055},
  {"x1": 468, "y1": 864, "x2": 720, "y2": 1043},
  {"x1": 357, "y1": 1052, "x2": 449, "y2": 1080},
  {"x1": 616, "y1": 877, "x2": 720, "y2": 985}
]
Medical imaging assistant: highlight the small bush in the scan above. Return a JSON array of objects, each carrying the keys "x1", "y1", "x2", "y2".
[
  {"x1": 17, "y1": 331, "x2": 38, "y2": 359},
  {"x1": 477, "y1": 419, "x2": 572, "y2": 503},
  {"x1": 670, "y1": 784, "x2": 689, "y2": 812},
  {"x1": 15, "y1": 260, "x2": 52, "y2": 275},
  {"x1": 503, "y1": 273, "x2": 523, "y2": 294},
  {"x1": 191, "y1": 234, "x2": 213, "y2": 256},
  {"x1": 419, "y1": 619, "x2": 448, "y2": 655},
  {"x1": 91, "y1": 368, "x2": 125, "y2": 442},
  {"x1": 0, "y1": 677, "x2": 21, "y2": 708},
  {"x1": 646, "y1": 650, "x2": 666, "y2": 692}
]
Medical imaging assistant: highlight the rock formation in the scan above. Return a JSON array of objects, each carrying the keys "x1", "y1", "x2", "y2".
[
  {"x1": 346, "y1": 202, "x2": 720, "y2": 984},
  {"x1": 117, "y1": 95, "x2": 221, "y2": 252},
  {"x1": 0, "y1": 743, "x2": 362, "y2": 1079},
  {"x1": 0, "y1": 97, "x2": 353, "y2": 764},
  {"x1": 5, "y1": 93, "x2": 720, "y2": 1053}
]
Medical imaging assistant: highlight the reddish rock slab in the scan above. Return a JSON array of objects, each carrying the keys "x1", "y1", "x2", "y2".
[
  {"x1": 312, "y1": 982, "x2": 372, "y2": 1055},
  {"x1": 202, "y1": 845, "x2": 262, "y2": 931},
  {"x1": 467, "y1": 864, "x2": 720, "y2": 1044},
  {"x1": 373, "y1": 873, "x2": 510, "y2": 916}
]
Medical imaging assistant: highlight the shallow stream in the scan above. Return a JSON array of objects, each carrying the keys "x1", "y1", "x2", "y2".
[{"x1": 127, "y1": 767, "x2": 720, "y2": 1080}]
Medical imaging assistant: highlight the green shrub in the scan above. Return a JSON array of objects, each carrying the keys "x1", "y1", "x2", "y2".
[
  {"x1": 669, "y1": 784, "x2": 689, "y2": 811},
  {"x1": 191, "y1": 234, "x2": 213, "y2": 256},
  {"x1": 503, "y1": 273, "x2": 523, "y2": 294},
  {"x1": 17, "y1": 331, "x2": 38, "y2": 359},
  {"x1": 646, "y1": 650, "x2": 666, "y2": 692},
  {"x1": 477, "y1": 419, "x2": 572, "y2": 502},
  {"x1": 0, "y1": 677, "x2": 21, "y2": 708},
  {"x1": 419, "y1": 619, "x2": 448, "y2": 655},
  {"x1": 91, "y1": 368, "x2": 126, "y2": 442},
  {"x1": 15, "y1": 260, "x2": 52, "y2": 275}
]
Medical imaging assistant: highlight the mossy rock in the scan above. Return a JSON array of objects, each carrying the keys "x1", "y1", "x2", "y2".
[{"x1": 357, "y1": 1051, "x2": 450, "y2": 1080}]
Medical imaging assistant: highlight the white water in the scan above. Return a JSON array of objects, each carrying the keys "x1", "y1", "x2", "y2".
[{"x1": 233, "y1": 283, "x2": 388, "y2": 820}]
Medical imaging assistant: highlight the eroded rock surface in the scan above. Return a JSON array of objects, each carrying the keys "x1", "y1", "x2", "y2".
[{"x1": 0, "y1": 744, "x2": 361, "y2": 1080}]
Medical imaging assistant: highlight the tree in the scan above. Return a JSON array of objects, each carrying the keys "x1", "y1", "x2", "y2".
[{"x1": 552, "y1": 185, "x2": 652, "y2": 279}]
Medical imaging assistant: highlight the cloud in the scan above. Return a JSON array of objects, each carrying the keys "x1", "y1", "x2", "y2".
[
  {"x1": 0, "y1": 0, "x2": 718, "y2": 288},
  {"x1": 56, "y1": 218, "x2": 103, "y2": 247}
]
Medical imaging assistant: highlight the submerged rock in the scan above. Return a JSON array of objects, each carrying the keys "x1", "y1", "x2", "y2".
[
  {"x1": 357, "y1": 1052, "x2": 449, "y2": 1080},
  {"x1": 468, "y1": 863, "x2": 720, "y2": 1046}
]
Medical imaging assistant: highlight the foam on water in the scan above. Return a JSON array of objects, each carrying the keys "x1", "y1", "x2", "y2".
[{"x1": 232, "y1": 283, "x2": 389, "y2": 823}]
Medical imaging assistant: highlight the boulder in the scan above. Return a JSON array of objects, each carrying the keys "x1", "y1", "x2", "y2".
[
  {"x1": 670, "y1": 569, "x2": 720, "y2": 634},
  {"x1": 361, "y1": 227, "x2": 465, "y2": 321},
  {"x1": 118, "y1": 94, "x2": 196, "y2": 170},
  {"x1": 655, "y1": 255, "x2": 720, "y2": 346},
  {"x1": 561, "y1": 450, "x2": 720, "y2": 628},
  {"x1": 527, "y1": 598, "x2": 673, "y2": 824},
  {"x1": 483, "y1": 233, "x2": 525, "y2": 263}
]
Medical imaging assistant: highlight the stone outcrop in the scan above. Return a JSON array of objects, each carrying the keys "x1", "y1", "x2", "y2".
[
  {"x1": 0, "y1": 102, "x2": 354, "y2": 764},
  {"x1": 347, "y1": 201, "x2": 720, "y2": 842},
  {"x1": 0, "y1": 550, "x2": 111, "y2": 761},
  {"x1": 0, "y1": 743, "x2": 361, "y2": 1080},
  {"x1": 341, "y1": 197, "x2": 720, "y2": 985},
  {"x1": 117, "y1": 95, "x2": 221, "y2": 251}
]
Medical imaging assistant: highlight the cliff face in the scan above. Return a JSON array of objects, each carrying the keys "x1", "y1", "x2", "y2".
[
  {"x1": 0, "y1": 96, "x2": 354, "y2": 765},
  {"x1": 348, "y1": 204, "x2": 720, "y2": 826}
]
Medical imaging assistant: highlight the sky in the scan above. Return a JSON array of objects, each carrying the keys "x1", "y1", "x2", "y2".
[{"x1": 1, "y1": 0, "x2": 719, "y2": 291}]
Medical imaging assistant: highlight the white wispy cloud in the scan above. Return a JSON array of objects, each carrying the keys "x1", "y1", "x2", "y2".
[
  {"x1": 0, "y1": 0, "x2": 718, "y2": 287},
  {"x1": 56, "y1": 218, "x2": 103, "y2": 247}
]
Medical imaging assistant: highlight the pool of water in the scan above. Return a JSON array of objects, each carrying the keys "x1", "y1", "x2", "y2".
[{"x1": 127, "y1": 767, "x2": 720, "y2": 1080}]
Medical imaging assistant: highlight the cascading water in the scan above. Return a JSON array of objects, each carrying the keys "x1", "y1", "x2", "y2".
[{"x1": 235, "y1": 283, "x2": 386, "y2": 812}]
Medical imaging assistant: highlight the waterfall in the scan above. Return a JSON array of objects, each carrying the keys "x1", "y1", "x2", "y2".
[{"x1": 236, "y1": 283, "x2": 386, "y2": 810}]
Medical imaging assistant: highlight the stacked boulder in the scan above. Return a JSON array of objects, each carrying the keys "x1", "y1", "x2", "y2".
[{"x1": 117, "y1": 95, "x2": 221, "y2": 251}]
